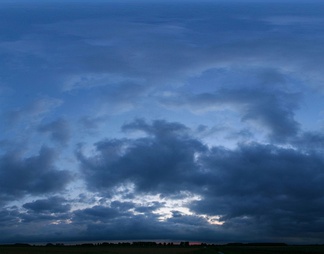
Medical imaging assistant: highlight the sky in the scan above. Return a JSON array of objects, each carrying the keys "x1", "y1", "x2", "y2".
[{"x1": 1, "y1": 0, "x2": 324, "y2": 245}]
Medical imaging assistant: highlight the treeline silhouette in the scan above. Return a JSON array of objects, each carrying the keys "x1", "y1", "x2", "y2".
[
  {"x1": 2, "y1": 241, "x2": 198, "y2": 247},
  {"x1": 226, "y1": 242, "x2": 288, "y2": 246},
  {"x1": 6, "y1": 241, "x2": 324, "y2": 248}
]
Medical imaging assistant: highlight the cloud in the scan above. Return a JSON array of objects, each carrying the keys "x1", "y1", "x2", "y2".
[
  {"x1": 293, "y1": 131, "x2": 324, "y2": 151},
  {"x1": 62, "y1": 73, "x2": 143, "y2": 91},
  {"x1": 38, "y1": 118, "x2": 70, "y2": 145},
  {"x1": 77, "y1": 119, "x2": 206, "y2": 195},
  {"x1": 23, "y1": 196, "x2": 71, "y2": 214},
  {"x1": 4, "y1": 97, "x2": 63, "y2": 127},
  {"x1": 97, "y1": 82, "x2": 149, "y2": 114},
  {"x1": 134, "y1": 201, "x2": 163, "y2": 214},
  {"x1": 161, "y1": 88, "x2": 301, "y2": 142},
  {"x1": 78, "y1": 115, "x2": 108, "y2": 136},
  {"x1": 189, "y1": 142, "x2": 324, "y2": 242},
  {"x1": 263, "y1": 15, "x2": 324, "y2": 26},
  {"x1": 1, "y1": 199, "x2": 220, "y2": 243},
  {"x1": 0, "y1": 204, "x2": 80, "y2": 243},
  {"x1": 76, "y1": 119, "x2": 324, "y2": 243},
  {"x1": 0, "y1": 207, "x2": 20, "y2": 227},
  {"x1": 122, "y1": 118, "x2": 189, "y2": 137},
  {"x1": 1, "y1": 1, "x2": 324, "y2": 244},
  {"x1": 73, "y1": 210, "x2": 167, "y2": 241},
  {"x1": 1, "y1": 119, "x2": 324, "y2": 243},
  {"x1": 73, "y1": 205, "x2": 126, "y2": 224},
  {"x1": 71, "y1": 204, "x2": 218, "y2": 242},
  {"x1": 0, "y1": 146, "x2": 71, "y2": 202}
]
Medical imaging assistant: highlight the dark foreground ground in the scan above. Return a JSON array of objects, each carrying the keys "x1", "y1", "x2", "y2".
[{"x1": 1, "y1": 245, "x2": 324, "y2": 254}]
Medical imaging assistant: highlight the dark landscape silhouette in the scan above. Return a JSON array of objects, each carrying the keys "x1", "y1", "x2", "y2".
[{"x1": 2, "y1": 241, "x2": 324, "y2": 254}]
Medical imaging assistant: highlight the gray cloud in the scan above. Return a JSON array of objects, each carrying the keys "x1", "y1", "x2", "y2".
[
  {"x1": 77, "y1": 119, "x2": 206, "y2": 195},
  {"x1": 0, "y1": 207, "x2": 20, "y2": 227},
  {"x1": 122, "y1": 118, "x2": 189, "y2": 137},
  {"x1": 77, "y1": 119, "x2": 324, "y2": 243},
  {"x1": 23, "y1": 196, "x2": 71, "y2": 214},
  {"x1": 293, "y1": 131, "x2": 324, "y2": 151},
  {"x1": 0, "y1": 146, "x2": 71, "y2": 202},
  {"x1": 71, "y1": 204, "x2": 221, "y2": 242},
  {"x1": 161, "y1": 88, "x2": 301, "y2": 142},
  {"x1": 4, "y1": 98, "x2": 62, "y2": 127},
  {"x1": 38, "y1": 118, "x2": 70, "y2": 145},
  {"x1": 1, "y1": 1, "x2": 324, "y2": 244},
  {"x1": 73, "y1": 205, "x2": 123, "y2": 224},
  {"x1": 1, "y1": 119, "x2": 324, "y2": 243},
  {"x1": 190, "y1": 143, "x2": 324, "y2": 242},
  {"x1": 78, "y1": 115, "x2": 107, "y2": 132}
]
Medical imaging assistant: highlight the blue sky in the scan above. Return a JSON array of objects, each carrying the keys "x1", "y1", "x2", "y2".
[{"x1": 1, "y1": 0, "x2": 324, "y2": 244}]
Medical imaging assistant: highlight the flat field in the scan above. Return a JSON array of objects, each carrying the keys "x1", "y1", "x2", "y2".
[{"x1": 1, "y1": 245, "x2": 324, "y2": 254}]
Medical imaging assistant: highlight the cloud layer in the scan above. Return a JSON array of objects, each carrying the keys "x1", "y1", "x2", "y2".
[{"x1": 1, "y1": 0, "x2": 324, "y2": 244}]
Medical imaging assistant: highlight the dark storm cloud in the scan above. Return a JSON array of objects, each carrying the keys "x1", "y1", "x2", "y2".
[
  {"x1": 20, "y1": 210, "x2": 71, "y2": 224},
  {"x1": 0, "y1": 146, "x2": 71, "y2": 202},
  {"x1": 38, "y1": 118, "x2": 70, "y2": 145},
  {"x1": 72, "y1": 204, "x2": 198, "y2": 242},
  {"x1": 110, "y1": 200, "x2": 136, "y2": 211},
  {"x1": 73, "y1": 205, "x2": 122, "y2": 223},
  {"x1": 70, "y1": 202, "x2": 228, "y2": 243},
  {"x1": 1, "y1": 119, "x2": 324, "y2": 243},
  {"x1": 70, "y1": 200, "x2": 216, "y2": 242},
  {"x1": 23, "y1": 196, "x2": 71, "y2": 214},
  {"x1": 162, "y1": 88, "x2": 301, "y2": 142},
  {"x1": 76, "y1": 214, "x2": 170, "y2": 241},
  {"x1": 70, "y1": 202, "x2": 169, "y2": 241},
  {"x1": 77, "y1": 119, "x2": 206, "y2": 195},
  {"x1": 0, "y1": 205, "x2": 80, "y2": 243},
  {"x1": 77, "y1": 119, "x2": 324, "y2": 243},
  {"x1": 0, "y1": 207, "x2": 20, "y2": 227},
  {"x1": 190, "y1": 143, "x2": 324, "y2": 242}
]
